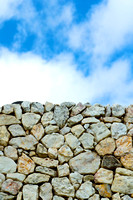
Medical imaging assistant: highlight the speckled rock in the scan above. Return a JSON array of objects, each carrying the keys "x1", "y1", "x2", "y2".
[
  {"x1": 71, "y1": 103, "x2": 86, "y2": 116},
  {"x1": 36, "y1": 143, "x2": 47, "y2": 157},
  {"x1": 0, "y1": 156, "x2": 17, "y2": 174},
  {"x1": 24, "y1": 173, "x2": 50, "y2": 184},
  {"x1": 65, "y1": 133, "x2": 80, "y2": 149},
  {"x1": 23, "y1": 184, "x2": 38, "y2": 200},
  {"x1": 0, "y1": 174, "x2": 5, "y2": 188},
  {"x1": 12, "y1": 104, "x2": 22, "y2": 120},
  {"x1": 111, "y1": 123, "x2": 127, "y2": 139},
  {"x1": 1, "y1": 179, "x2": 22, "y2": 195},
  {"x1": 35, "y1": 166, "x2": 57, "y2": 177},
  {"x1": 6, "y1": 173, "x2": 26, "y2": 182},
  {"x1": 39, "y1": 183, "x2": 53, "y2": 200},
  {"x1": 22, "y1": 113, "x2": 41, "y2": 130},
  {"x1": 41, "y1": 133, "x2": 64, "y2": 149},
  {"x1": 71, "y1": 124, "x2": 84, "y2": 137},
  {"x1": 54, "y1": 106, "x2": 69, "y2": 128},
  {"x1": 4, "y1": 146, "x2": 18, "y2": 160},
  {"x1": 79, "y1": 132, "x2": 94, "y2": 149},
  {"x1": 69, "y1": 172, "x2": 83, "y2": 190},
  {"x1": 112, "y1": 193, "x2": 121, "y2": 200},
  {"x1": 82, "y1": 117, "x2": 100, "y2": 124},
  {"x1": 112, "y1": 104, "x2": 125, "y2": 117},
  {"x1": 0, "y1": 114, "x2": 20, "y2": 126},
  {"x1": 103, "y1": 117, "x2": 121, "y2": 123},
  {"x1": 67, "y1": 114, "x2": 83, "y2": 127},
  {"x1": 95, "y1": 184, "x2": 112, "y2": 198},
  {"x1": 32, "y1": 157, "x2": 58, "y2": 167},
  {"x1": 31, "y1": 102, "x2": 44, "y2": 115},
  {"x1": 45, "y1": 102, "x2": 54, "y2": 112},
  {"x1": 8, "y1": 124, "x2": 26, "y2": 137},
  {"x1": 114, "y1": 136, "x2": 132, "y2": 156},
  {"x1": 82, "y1": 105, "x2": 105, "y2": 117},
  {"x1": 94, "y1": 168, "x2": 113, "y2": 184},
  {"x1": 31, "y1": 123, "x2": 44, "y2": 140},
  {"x1": 76, "y1": 181, "x2": 95, "y2": 199},
  {"x1": 0, "y1": 192, "x2": 15, "y2": 199},
  {"x1": 0, "y1": 126, "x2": 10, "y2": 146},
  {"x1": 116, "y1": 167, "x2": 133, "y2": 176},
  {"x1": 41, "y1": 111, "x2": 54, "y2": 127},
  {"x1": 101, "y1": 155, "x2": 121, "y2": 169},
  {"x1": 21, "y1": 101, "x2": 31, "y2": 112},
  {"x1": 2, "y1": 104, "x2": 13, "y2": 114},
  {"x1": 89, "y1": 194, "x2": 100, "y2": 200},
  {"x1": 121, "y1": 152, "x2": 133, "y2": 170},
  {"x1": 57, "y1": 163, "x2": 70, "y2": 177}
]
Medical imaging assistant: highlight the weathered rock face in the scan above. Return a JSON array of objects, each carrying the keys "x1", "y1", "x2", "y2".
[{"x1": 0, "y1": 101, "x2": 133, "y2": 199}]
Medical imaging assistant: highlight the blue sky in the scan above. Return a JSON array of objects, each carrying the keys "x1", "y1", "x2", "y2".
[{"x1": 0, "y1": 0, "x2": 133, "y2": 106}]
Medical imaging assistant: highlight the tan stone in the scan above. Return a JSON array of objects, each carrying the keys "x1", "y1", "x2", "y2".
[
  {"x1": 32, "y1": 157, "x2": 58, "y2": 167},
  {"x1": 58, "y1": 144, "x2": 73, "y2": 158},
  {"x1": 48, "y1": 148, "x2": 58, "y2": 159},
  {"x1": 45, "y1": 125, "x2": 59, "y2": 134},
  {"x1": 24, "y1": 173, "x2": 50, "y2": 184},
  {"x1": 39, "y1": 183, "x2": 53, "y2": 200},
  {"x1": 71, "y1": 124, "x2": 84, "y2": 137},
  {"x1": 121, "y1": 152, "x2": 133, "y2": 170},
  {"x1": 4, "y1": 146, "x2": 18, "y2": 160},
  {"x1": 65, "y1": 133, "x2": 80, "y2": 149},
  {"x1": 1, "y1": 179, "x2": 22, "y2": 195},
  {"x1": 116, "y1": 167, "x2": 133, "y2": 176},
  {"x1": 41, "y1": 111, "x2": 54, "y2": 126},
  {"x1": 71, "y1": 102, "x2": 86, "y2": 116},
  {"x1": 103, "y1": 117, "x2": 121, "y2": 123},
  {"x1": 41, "y1": 133, "x2": 64, "y2": 149},
  {"x1": 114, "y1": 136, "x2": 132, "y2": 156},
  {"x1": 82, "y1": 117, "x2": 100, "y2": 124},
  {"x1": 0, "y1": 114, "x2": 20, "y2": 126},
  {"x1": 0, "y1": 126, "x2": 10, "y2": 146},
  {"x1": 31, "y1": 123, "x2": 44, "y2": 140},
  {"x1": 95, "y1": 184, "x2": 112, "y2": 198},
  {"x1": 94, "y1": 168, "x2": 113, "y2": 184}
]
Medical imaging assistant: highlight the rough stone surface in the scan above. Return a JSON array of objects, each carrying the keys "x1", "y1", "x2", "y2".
[
  {"x1": 54, "y1": 106, "x2": 69, "y2": 128},
  {"x1": 114, "y1": 136, "x2": 132, "y2": 156},
  {"x1": 39, "y1": 183, "x2": 53, "y2": 200},
  {"x1": 71, "y1": 103, "x2": 86, "y2": 116},
  {"x1": 24, "y1": 173, "x2": 50, "y2": 184},
  {"x1": 121, "y1": 152, "x2": 133, "y2": 170},
  {"x1": 41, "y1": 111, "x2": 54, "y2": 126},
  {"x1": 67, "y1": 114, "x2": 83, "y2": 126},
  {"x1": 0, "y1": 114, "x2": 20, "y2": 125},
  {"x1": 69, "y1": 172, "x2": 83, "y2": 190},
  {"x1": 95, "y1": 184, "x2": 112, "y2": 198},
  {"x1": 111, "y1": 123, "x2": 127, "y2": 139},
  {"x1": 94, "y1": 168, "x2": 113, "y2": 184},
  {"x1": 101, "y1": 155, "x2": 121, "y2": 169},
  {"x1": 65, "y1": 133, "x2": 80, "y2": 149},
  {"x1": 41, "y1": 133, "x2": 64, "y2": 149},
  {"x1": 79, "y1": 132, "x2": 94, "y2": 149},
  {"x1": 4, "y1": 146, "x2": 18, "y2": 160},
  {"x1": 32, "y1": 157, "x2": 58, "y2": 167},
  {"x1": 1, "y1": 179, "x2": 22, "y2": 195},
  {"x1": 31, "y1": 102, "x2": 44, "y2": 115},
  {"x1": 57, "y1": 163, "x2": 69, "y2": 177},
  {"x1": 0, "y1": 126, "x2": 10, "y2": 146},
  {"x1": 71, "y1": 124, "x2": 84, "y2": 137},
  {"x1": 82, "y1": 105, "x2": 105, "y2": 117},
  {"x1": 22, "y1": 113, "x2": 41, "y2": 130},
  {"x1": 0, "y1": 156, "x2": 17, "y2": 174},
  {"x1": 31, "y1": 123, "x2": 44, "y2": 140},
  {"x1": 8, "y1": 124, "x2": 26, "y2": 137},
  {"x1": 6, "y1": 173, "x2": 26, "y2": 182},
  {"x1": 112, "y1": 104, "x2": 125, "y2": 117},
  {"x1": 76, "y1": 181, "x2": 95, "y2": 199},
  {"x1": 23, "y1": 184, "x2": 38, "y2": 200}
]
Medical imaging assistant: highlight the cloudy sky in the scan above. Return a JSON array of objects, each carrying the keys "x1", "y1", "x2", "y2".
[{"x1": 0, "y1": 0, "x2": 133, "y2": 106}]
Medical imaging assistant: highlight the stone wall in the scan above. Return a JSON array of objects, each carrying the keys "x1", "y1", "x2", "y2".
[{"x1": 0, "y1": 101, "x2": 133, "y2": 200}]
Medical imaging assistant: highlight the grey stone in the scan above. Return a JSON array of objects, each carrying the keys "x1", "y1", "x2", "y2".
[
  {"x1": 6, "y1": 173, "x2": 26, "y2": 182},
  {"x1": 22, "y1": 113, "x2": 41, "y2": 130},
  {"x1": 23, "y1": 184, "x2": 38, "y2": 200},
  {"x1": 31, "y1": 102, "x2": 44, "y2": 115},
  {"x1": 65, "y1": 133, "x2": 80, "y2": 149},
  {"x1": 41, "y1": 133, "x2": 64, "y2": 149},
  {"x1": 0, "y1": 156, "x2": 17, "y2": 174},
  {"x1": 69, "y1": 172, "x2": 83, "y2": 189},
  {"x1": 0, "y1": 192, "x2": 15, "y2": 199},
  {"x1": 24, "y1": 173, "x2": 50, "y2": 184},
  {"x1": 35, "y1": 166, "x2": 57, "y2": 177},
  {"x1": 21, "y1": 101, "x2": 31, "y2": 112},
  {"x1": 67, "y1": 114, "x2": 83, "y2": 126},
  {"x1": 112, "y1": 104, "x2": 125, "y2": 117},
  {"x1": 12, "y1": 104, "x2": 22, "y2": 120},
  {"x1": 39, "y1": 183, "x2": 53, "y2": 200},
  {"x1": 54, "y1": 106, "x2": 69, "y2": 128},
  {"x1": 41, "y1": 111, "x2": 54, "y2": 126},
  {"x1": 101, "y1": 155, "x2": 121, "y2": 169},
  {"x1": 76, "y1": 181, "x2": 95, "y2": 199},
  {"x1": 82, "y1": 105, "x2": 105, "y2": 117},
  {"x1": 70, "y1": 102, "x2": 86, "y2": 116},
  {"x1": 1, "y1": 179, "x2": 22, "y2": 195},
  {"x1": 2, "y1": 104, "x2": 13, "y2": 114},
  {"x1": 79, "y1": 132, "x2": 94, "y2": 149},
  {"x1": 111, "y1": 123, "x2": 127, "y2": 139},
  {"x1": 4, "y1": 146, "x2": 18, "y2": 160},
  {"x1": 0, "y1": 126, "x2": 10, "y2": 146},
  {"x1": 0, "y1": 114, "x2": 20, "y2": 126},
  {"x1": 45, "y1": 101, "x2": 54, "y2": 112},
  {"x1": 8, "y1": 124, "x2": 26, "y2": 137}
]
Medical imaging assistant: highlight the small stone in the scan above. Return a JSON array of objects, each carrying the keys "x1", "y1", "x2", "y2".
[
  {"x1": 94, "y1": 168, "x2": 113, "y2": 184},
  {"x1": 21, "y1": 101, "x2": 31, "y2": 112},
  {"x1": 53, "y1": 195, "x2": 65, "y2": 200},
  {"x1": 114, "y1": 136, "x2": 132, "y2": 156},
  {"x1": 39, "y1": 183, "x2": 53, "y2": 200},
  {"x1": 8, "y1": 124, "x2": 26, "y2": 137},
  {"x1": 45, "y1": 125, "x2": 59, "y2": 134},
  {"x1": 82, "y1": 105, "x2": 105, "y2": 117},
  {"x1": 82, "y1": 117, "x2": 100, "y2": 124},
  {"x1": 24, "y1": 173, "x2": 50, "y2": 184},
  {"x1": 18, "y1": 153, "x2": 35, "y2": 175},
  {"x1": 111, "y1": 174, "x2": 133, "y2": 194},
  {"x1": 89, "y1": 194, "x2": 100, "y2": 200},
  {"x1": 65, "y1": 133, "x2": 80, "y2": 149},
  {"x1": 17, "y1": 191, "x2": 22, "y2": 200},
  {"x1": 45, "y1": 101, "x2": 54, "y2": 112},
  {"x1": 35, "y1": 166, "x2": 57, "y2": 177},
  {"x1": 1, "y1": 179, "x2": 22, "y2": 195},
  {"x1": 95, "y1": 137, "x2": 116, "y2": 156},
  {"x1": 41, "y1": 111, "x2": 54, "y2": 127},
  {"x1": 57, "y1": 163, "x2": 70, "y2": 177},
  {"x1": 112, "y1": 193, "x2": 121, "y2": 200},
  {"x1": 0, "y1": 192, "x2": 15, "y2": 200},
  {"x1": 54, "y1": 106, "x2": 69, "y2": 128},
  {"x1": 48, "y1": 147, "x2": 57, "y2": 159},
  {"x1": 90, "y1": 122, "x2": 110, "y2": 142},
  {"x1": 41, "y1": 133, "x2": 64, "y2": 149},
  {"x1": 0, "y1": 114, "x2": 20, "y2": 126},
  {"x1": 0, "y1": 156, "x2": 17, "y2": 174},
  {"x1": 69, "y1": 172, "x2": 83, "y2": 189},
  {"x1": 83, "y1": 175, "x2": 94, "y2": 182},
  {"x1": 67, "y1": 114, "x2": 83, "y2": 126},
  {"x1": 79, "y1": 132, "x2": 94, "y2": 149},
  {"x1": 105, "y1": 104, "x2": 111, "y2": 117},
  {"x1": 84, "y1": 124, "x2": 90, "y2": 129},
  {"x1": 116, "y1": 167, "x2": 133, "y2": 176},
  {"x1": 103, "y1": 117, "x2": 121, "y2": 123},
  {"x1": 69, "y1": 151, "x2": 100, "y2": 174},
  {"x1": 12, "y1": 104, "x2": 22, "y2": 120},
  {"x1": 121, "y1": 195, "x2": 133, "y2": 200},
  {"x1": 112, "y1": 104, "x2": 125, "y2": 117},
  {"x1": 31, "y1": 123, "x2": 44, "y2": 140},
  {"x1": 60, "y1": 126, "x2": 71, "y2": 135},
  {"x1": 76, "y1": 181, "x2": 95, "y2": 199},
  {"x1": 95, "y1": 184, "x2": 112, "y2": 198},
  {"x1": 2, "y1": 104, "x2": 13, "y2": 114},
  {"x1": 58, "y1": 144, "x2": 73, "y2": 158},
  {"x1": 0, "y1": 173, "x2": 5, "y2": 188},
  {"x1": 23, "y1": 184, "x2": 38, "y2": 200},
  {"x1": 9, "y1": 135, "x2": 38, "y2": 150},
  {"x1": 71, "y1": 124, "x2": 84, "y2": 137},
  {"x1": 6, "y1": 173, "x2": 26, "y2": 182},
  {"x1": 61, "y1": 102, "x2": 75, "y2": 108},
  {"x1": 70, "y1": 102, "x2": 86, "y2": 116},
  {"x1": 32, "y1": 157, "x2": 58, "y2": 167},
  {"x1": 121, "y1": 152, "x2": 133, "y2": 170},
  {"x1": 4, "y1": 146, "x2": 18, "y2": 160},
  {"x1": 74, "y1": 146, "x2": 83, "y2": 156},
  {"x1": 0, "y1": 126, "x2": 10, "y2": 146},
  {"x1": 36, "y1": 143, "x2": 47, "y2": 157},
  {"x1": 52, "y1": 177, "x2": 74, "y2": 197},
  {"x1": 22, "y1": 113, "x2": 41, "y2": 130},
  {"x1": 111, "y1": 123, "x2": 127, "y2": 139},
  {"x1": 31, "y1": 102, "x2": 44, "y2": 115},
  {"x1": 101, "y1": 155, "x2": 121, "y2": 169}
]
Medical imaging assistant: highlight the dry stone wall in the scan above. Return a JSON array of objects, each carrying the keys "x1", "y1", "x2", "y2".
[{"x1": 0, "y1": 101, "x2": 133, "y2": 200}]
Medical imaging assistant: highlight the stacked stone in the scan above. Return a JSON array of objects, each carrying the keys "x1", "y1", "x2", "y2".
[{"x1": 0, "y1": 102, "x2": 133, "y2": 199}]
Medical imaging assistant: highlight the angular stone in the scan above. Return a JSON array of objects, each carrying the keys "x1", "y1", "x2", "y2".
[
  {"x1": 0, "y1": 192, "x2": 15, "y2": 200},
  {"x1": 18, "y1": 153, "x2": 35, "y2": 175},
  {"x1": 35, "y1": 166, "x2": 57, "y2": 177},
  {"x1": 0, "y1": 156, "x2": 17, "y2": 174},
  {"x1": 52, "y1": 177, "x2": 74, "y2": 197},
  {"x1": 21, "y1": 101, "x2": 31, "y2": 112},
  {"x1": 67, "y1": 114, "x2": 83, "y2": 127},
  {"x1": 95, "y1": 137, "x2": 116, "y2": 156},
  {"x1": 0, "y1": 126, "x2": 10, "y2": 146},
  {"x1": 17, "y1": 192, "x2": 22, "y2": 200},
  {"x1": 82, "y1": 105, "x2": 105, "y2": 117},
  {"x1": 60, "y1": 126, "x2": 71, "y2": 135},
  {"x1": 74, "y1": 146, "x2": 83, "y2": 156},
  {"x1": 116, "y1": 167, "x2": 133, "y2": 176},
  {"x1": 58, "y1": 144, "x2": 73, "y2": 158},
  {"x1": 8, "y1": 124, "x2": 26, "y2": 137},
  {"x1": 71, "y1": 124, "x2": 84, "y2": 137},
  {"x1": 45, "y1": 125, "x2": 59, "y2": 134},
  {"x1": 114, "y1": 136, "x2": 132, "y2": 156},
  {"x1": 101, "y1": 155, "x2": 121, "y2": 169},
  {"x1": 41, "y1": 133, "x2": 64, "y2": 149},
  {"x1": 83, "y1": 174, "x2": 94, "y2": 182},
  {"x1": 105, "y1": 104, "x2": 111, "y2": 117},
  {"x1": 0, "y1": 173, "x2": 5, "y2": 188},
  {"x1": 94, "y1": 168, "x2": 113, "y2": 184},
  {"x1": 65, "y1": 133, "x2": 80, "y2": 149},
  {"x1": 79, "y1": 132, "x2": 94, "y2": 149},
  {"x1": 61, "y1": 102, "x2": 75, "y2": 108},
  {"x1": 112, "y1": 104, "x2": 125, "y2": 117},
  {"x1": 111, "y1": 123, "x2": 127, "y2": 139},
  {"x1": 121, "y1": 152, "x2": 133, "y2": 170},
  {"x1": 22, "y1": 113, "x2": 41, "y2": 130},
  {"x1": 41, "y1": 111, "x2": 54, "y2": 127},
  {"x1": 45, "y1": 101, "x2": 54, "y2": 112},
  {"x1": 24, "y1": 173, "x2": 50, "y2": 184},
  {"x1": 2, "y1": 104, "x2": 13, "y2": 114},
  {"x1": 95, "y1": 184, "x2": 112, "y2": 198},
  {"x1": 12, "y1": 104, "x2": 22, "y2": 120},
  {"x1": 90, "y1": 123, "x2": 111, "y2": 142},
  {"x1": 0, "y1": 114, "x2": 20, "y2": 125},
  {"x1": 57, "y1": 163, "x2": 69, "y2": 177},
  {"x1": 111, "y1": 174, "x2": 133, "y2": 194},
  {"x1": 4, "y1": 146, "x2": 18, "y2": 160},
  {"x1": 82, "y1": 117, "x2": 100, "y2": 124},
  {"x1": 54, "y1": 106, "x2": 69, "y2": 128},
  {"x1": 48, "y1": 147, "x2": 57, "y2": 159},
  {"x1": 103, "y1": 117, "x2": 121, "y2": 123},
  {"x1": 112, "y1": 193, "x2": 121, "y2": 200},
  {"x1": 23, "y1": 184, "x2": 38, "y2": 200},
  {"x1": 89, "y1": 194, "x2": 100, "y2": 200},
  {"x1": 69, "y1": 172, "x2": 83, "y2": 190},
  {"x1": 6, "y1": 173, "x2": 26, "y2": 182},
  {"x1": 31, "y1": 123, "x2": 44, "y2": 140},
  {"x1": 76, "y1": 181, "x2": 95, "y2": 199},
  {"x1": 39, "y1": 183, "x2": 53, "y2": 200},
  {"x1": 31, "y1": 102, "x2": 44, "y2": 115},
  {"x1": 69, "y1": 151, "x2": 100, "y2": 174},
  {"x1": 36, "y1": 143, "x2": 47, "y2": 157},
  {"x1": 53, "y1": 196, "x2": 65, "y2": 200},
  {"x1": 122, "y1": 195, "x2": 133, "y2": 200},
  {"x1": 71, "y1": 102, "x2": 86, "y2": 116},
  {"x1": 1, "y1": 179, "x2": 22, "y2": 195},
  {"x1": 32, "y1": 157, "x2": 58, "y2": 167},
  {"x1": 9, "y1": 135, "x2": 38, "y2": 150}
]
